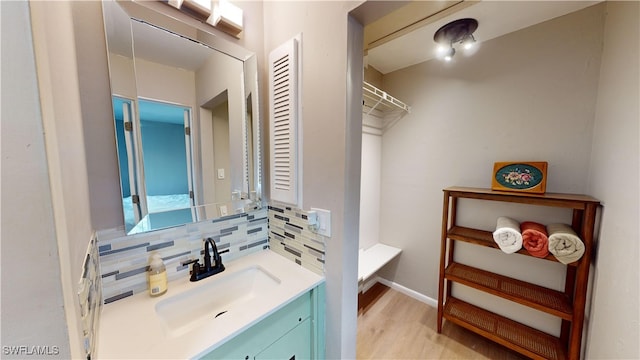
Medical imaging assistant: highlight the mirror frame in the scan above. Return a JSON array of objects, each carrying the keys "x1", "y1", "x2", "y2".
[{"x1": 104, "y1": 0, "x2": 263, "y2": 234}]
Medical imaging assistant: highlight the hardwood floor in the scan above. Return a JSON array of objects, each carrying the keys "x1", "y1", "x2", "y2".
[{"x1": 357, "y1": 283, "x2": 527, "y2": 359}]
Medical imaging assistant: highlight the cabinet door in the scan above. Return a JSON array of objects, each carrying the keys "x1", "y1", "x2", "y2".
[
  {"x1": 255, "y1": 318, "x2": 311, "y2": 360},
  {"x1": 200, "y1": 292, "x2": 312, "y2": 359}
]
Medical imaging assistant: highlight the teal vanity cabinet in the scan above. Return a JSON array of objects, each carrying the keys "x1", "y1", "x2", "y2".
[{"x1": 201, "y1": 284, "x2": 325, "y2": 360}]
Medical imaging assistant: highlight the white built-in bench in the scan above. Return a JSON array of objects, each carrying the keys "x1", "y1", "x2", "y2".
[{"x1": 358, "y1": 243, "x2": 402, "y2": 287}]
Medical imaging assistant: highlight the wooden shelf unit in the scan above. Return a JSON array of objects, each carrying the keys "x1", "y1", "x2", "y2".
[{"x1": 437, "y1": 187, "x2": 600, "y2": 360}]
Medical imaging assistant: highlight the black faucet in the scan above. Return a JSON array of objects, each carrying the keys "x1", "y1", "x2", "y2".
[{"x1": 183, "y1": 237, "x2": 225, "y2": 282}]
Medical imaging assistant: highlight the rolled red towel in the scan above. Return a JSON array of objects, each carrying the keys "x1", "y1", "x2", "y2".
[{"x1": 520, "y1": 221, "x2": 549, "y2": 258}]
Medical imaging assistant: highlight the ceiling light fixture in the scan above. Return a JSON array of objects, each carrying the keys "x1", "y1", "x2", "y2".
[{"x1": 433, "y1": 18, "x2": 478, "y2": 61}]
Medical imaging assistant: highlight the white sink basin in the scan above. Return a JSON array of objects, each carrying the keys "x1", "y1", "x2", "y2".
[{"x1": 155, "y1": 265, "x2": 281, "y2": 336}]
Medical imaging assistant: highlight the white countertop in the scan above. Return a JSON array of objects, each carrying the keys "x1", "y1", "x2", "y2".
[{"x1": 96, "y1": 250, "x2": 324, "y2": 359}]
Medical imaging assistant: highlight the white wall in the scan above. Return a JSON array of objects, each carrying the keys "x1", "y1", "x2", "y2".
[
  {"x1": 1, "y1": 1, "x2": 100, "y2": 357},
  {"x1": 375, "y1": 3, "x2": 605, "y2": 334},
  {"x1": 360, "y1": 127, "x2": 382, "y2": 250},
  {"x1": 196, "y1": 52, "x2": 245, "y2": 198},
  {"x1": 1, "y1": 2, "x2": 117, "y2": 356},
  {"x1": 136, "y1": 58, "x2": 196, "y2": 107},
  {"x1": 0, "y1": 2, "x2": 71, "y2": 357},
  {"x1": 212, "y1": 101, "x2": 232, "y2": 203},
  {"x1": 585, "y1": 2, "x2": 640, "y2": 358},
  {"x1": 262, "y1": 2, "x2": 363, "y2": 358},
  {"x1": 108, "y1": 54, "x2": 137, "y2": 100}
]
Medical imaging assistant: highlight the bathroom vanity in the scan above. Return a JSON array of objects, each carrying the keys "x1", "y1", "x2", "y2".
[
  {"x1": 97, "y1": 250, "x2": 324, "y2": 359},
  {"x1": 202, "y1": 285, "x2": 323, "y2": 359}
]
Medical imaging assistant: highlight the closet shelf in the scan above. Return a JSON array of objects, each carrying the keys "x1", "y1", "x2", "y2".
[{"x1": 362, "y1": 81, "x2": 410, "y2": 116}]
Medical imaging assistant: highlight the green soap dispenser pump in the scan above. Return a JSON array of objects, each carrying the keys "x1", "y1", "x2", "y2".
[{"x1": 148, "y1": 253, "x2": 167, "y2": 297}]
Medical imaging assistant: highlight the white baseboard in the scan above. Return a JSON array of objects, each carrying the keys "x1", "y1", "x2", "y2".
[{"x1": 373, "y1": 276, "x2": 438, "y2": 308}]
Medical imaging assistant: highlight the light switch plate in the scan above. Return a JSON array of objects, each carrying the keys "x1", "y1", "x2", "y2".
[
  {"x1": 310, "y1": 208, "x2": 331, "y2": 237},
  {"x1": 217, "y1": 168, "x2": 225, "y2": 180}
]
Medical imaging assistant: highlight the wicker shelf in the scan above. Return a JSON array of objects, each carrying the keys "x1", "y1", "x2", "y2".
[
  {"x1": 447, "y1": 226, "x2": 569, "y2": 265},
  {"x1": 444, "y1": 297, "x2": 566, "y2": 360},
  {"x1": 437, "y1": 187, "x2": 600, "y2": 360},
  {"x1": 445, "y1": 263, "x2": 573, "y2": 320}
]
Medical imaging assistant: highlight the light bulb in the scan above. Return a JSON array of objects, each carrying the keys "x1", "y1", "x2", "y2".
[
  {"x1": 462, "y1": 35, "x2": 476, "y2": 50},
  {"x1": 443, "y1": 46, "x2": 455, "y2": 61}
]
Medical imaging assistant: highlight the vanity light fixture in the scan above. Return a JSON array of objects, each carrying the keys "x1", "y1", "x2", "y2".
[
  {"x1": 167, "y1": 0, "x2": 244, "y2": 38},
  {"x1": 207, "y1": 0, "x2": 244, "y2": 37},
  {"x1": 433, "y1": 18, "x2": 478, "y2": 62},
  {"x1": 169, "y1": 0, "x2": 212, "y2": 16}
]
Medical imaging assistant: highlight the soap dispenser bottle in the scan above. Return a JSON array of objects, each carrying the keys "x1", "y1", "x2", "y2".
[{"x1": 148, "y1": 253, "x2": 167, "y2": 297}]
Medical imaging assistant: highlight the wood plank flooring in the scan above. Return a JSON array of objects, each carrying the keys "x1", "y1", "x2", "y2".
[{"x1": 357, "y1": 283, "x2": 527, "y2": 359}]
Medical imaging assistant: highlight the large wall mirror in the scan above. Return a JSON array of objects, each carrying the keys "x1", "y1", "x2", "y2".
[{"x1": 103, "y1": 0, "x2": 262, "y2": 234}]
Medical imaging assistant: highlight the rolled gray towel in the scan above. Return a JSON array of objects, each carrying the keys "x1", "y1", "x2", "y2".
[
  {"x1": 547, "y1": 223, "x2": 585, "y2": 264},
  {"x1": 492, "y1": 216, "x2": 523, "y2": 254}
]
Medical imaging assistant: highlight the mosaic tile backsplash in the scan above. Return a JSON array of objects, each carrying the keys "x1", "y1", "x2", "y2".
[
  {"x1": 267, "y1": 204, "x2": 326, "y2": 276},
  {"x1": 97, "y1": 204, "x2": 326, "y2": 306},
  {"x1": 98, "y1": 208, "x2": 268, "y2": 304}
]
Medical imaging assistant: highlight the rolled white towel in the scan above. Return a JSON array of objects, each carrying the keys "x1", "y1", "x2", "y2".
[
  {"x1": 547, "y1": 223, "x2": 585, "y2": 264},
  {"x1": 492, "y1": 216, "x2": 523, "y2": 254}
]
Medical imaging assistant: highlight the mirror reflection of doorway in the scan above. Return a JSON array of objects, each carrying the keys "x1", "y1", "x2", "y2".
[
  {"x1": 138, "y1": 98, "x2": 194, "y2": 232},
  {"x1": 113, "y1": 96, "x2": 145, "y2": 232},
  {"x1": 198, "y1": 90, "x2": 232, "y2": 218},
  {"x1": 113, "y1": 97, "x2": 195, "y2": 234}
]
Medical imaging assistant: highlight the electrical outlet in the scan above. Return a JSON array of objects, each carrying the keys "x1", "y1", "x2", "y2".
[
  {"x1": 307, "y1": 210, "x2": 318, "y2": 226},
  {"x1": 310, "y1": 208, "x2": 331, "y2": 237}
]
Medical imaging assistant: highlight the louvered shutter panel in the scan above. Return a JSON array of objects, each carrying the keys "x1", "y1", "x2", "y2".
[{"x1": 269, "y1": 38, "x2": 299, "y2": 205}]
